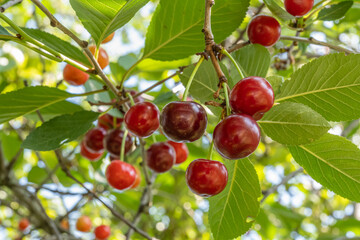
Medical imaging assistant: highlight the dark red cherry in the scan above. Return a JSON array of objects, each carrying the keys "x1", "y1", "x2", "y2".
[
  {"x1": 80, "y1": 141, "x2": 103, "y2": 161},
  {"x1": 247, "y1": 15, "x2": 281, "y2": 47},
  {"x1": 84, "y1": 128, "x2": 106, "y2": 153},
  {"x1": 106, "y1": 160, "x2": 136, "y2": 190},
  {"x1": 94, "y1": 225, "x2": 111, "y2": 240},
  {"x1": 98, "y1": 114, "x2": 123, "y2": 131},
  {"x1": 213, "y1": 114, "x2": 260, "y2": 160},
  {"x1": 128, "y1": 90, "x2": 144, "y2": 104},
  {"x1": 63, "y1": 64, "x2": 89, "y2": 86},
  {"x1": 186, "y1": 159, "x2": 228, "y2": 197},
  {"x1": 285, "y1": 0, "x2": 314, "y2": 17},
  {"x1": 160, "y1": 101, "x2": 207, "y2": 142},
  {"x1": 124, "y1": 102, "x2": 160, "y2": 138},
  {"x1": 230, "y1": 76, "x2": 274, "y2": 120},
  {"x1": 167, "y1": 141, "x2": 189, "y2": 164},
  {"x1": 104, "y1": 129, "x2": 133, "y2": 158},
  {"x1": 146, "y1": 142, "x2": 175, "y2": 173}
]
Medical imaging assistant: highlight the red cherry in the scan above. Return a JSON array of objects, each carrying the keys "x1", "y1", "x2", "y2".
[
  {"x1": 186, "y1": 159, "x2": 228, "y2": 197},
  {"x1": 124, "y1": 102, "x2": 160, "y2": 138},
  {"x1": 98, "y1": 114, "x2": 123, "y2": 131},
  {"x1": 76, "y1": 216, "x2": 92, "y2": 232},
  {"x1": 60, "y1": 219, "x2": 69, "y2": 230},
  {"x1": 80, "y1": 141, "x2": 103, "y2": 161},
  {"x1": 63, "y1": 64, "x2": 89, "y2": 86},
  {"x1": 131, "y1": 167, "x2": 141, "y2": 189},
  {"x1": 128, "y1": 90, "x2": 144, "y2": 103},
  {"x1": 167, "y1": 141, "x2": 189, "y2": 164},
  {"x1": 230, "y1": 76, "x2": 274, "y2": 120},
  {"x1": 102, "y1": 32, "x2": 115, "y2": 44},
  {"x1": 89, "y1": 46, "x2": 109, "y2": 69},
  {"x1": 104, "y1": 129, "x2": 133, "y2": 158},
  {"x1": 18, "y1": 218, "x2": 30, "y2": 231},
  {"x1": 94, "y1": 225, "x2": 111, "y2": 240},
  {"x1": 247, "y1": 15, "x2": 281, "y2": 47},
  {"x1": 106, "y1": 160, "x2": 136, "y2": 190},
  {"x1": 84, "y1": 128, "x2": 106, "y2": 153},
  {"x1": 214, "y1": 114, "x2": 260, "y2": 159},
  {"x1": 160, "y1": 101, "x2": 207, "y2": 142},
  {"x1": 285, "y1": 0, "x2": 314, "y2": 17},
  {"x1": 146, "y1": 142, "x2": 175, "y2": 173}
]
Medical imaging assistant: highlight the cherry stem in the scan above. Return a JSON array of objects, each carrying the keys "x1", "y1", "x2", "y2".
[
  {"x1": 182, "y1": 56, "x2": 204, "y2": 101},
  {"x1": 207, "y1": 137, "x2": 215, "y2": 160},
  {"x1": 222, "y1": 82, "x2": 231, "y2": 116},
  {"x1": 120, "y1": 129, "x2": 129, "y2": 161},
  {"x1": 127, "y1": 92, "x2": 136, "y2": 106},
  {"x1": 221, "y1": 48, "x2": 246, "y2": 79}
]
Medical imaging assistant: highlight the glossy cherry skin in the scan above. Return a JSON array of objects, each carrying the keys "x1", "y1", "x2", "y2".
[
  {"x1": 285, "y1": 0, "x2": 314, "y2": 17},
  {"x1": 247, "y1": 15, "x2": 281, "y2": 47},
  {"x1": 230, "y1": 76, "x2": 274, "y2": 120},
  {"x1": 146, "y1": 142, "x2": 176, "y2": 173},
  {"x1": 106, "y1": 160, "x2": 136, "y2": 190},
  {"x1": 94, "y1": 225, "x2": 111, "y2": 240},
  {"x1": 167, "y1": 141, "x2": 189, "y2": 164},
  {"x1": 84, "y1": 128, "x2": 106, "y2": 153},
  {"x1": 102, "y1": 32, "x2": 115, "y2": 44},
  {"x1": 76, "y1": 216, "x2": 92, "y2": 232},
  {"x1": 160, "y1": 101, "x2": 207, "y2": 142},
  {"x1": 89, "y1": 46, "x2": 109, "y2": 69},
  {"x1": 186, "y1": 159, "x2": 228, "y2": 197},
  {"x1": 124, "y1": 102, "x2": 160, "y2": 138},
  {"x1": 98, "y1": 114, "x2": 123, "y2": 131},
  {"x1": 104, "y1": 129, "x2": 133, "y2": 158},
  {"x1": 18, "y1": 218, "x2": 30, "y2": 231},
  {"x1": 63, "y1": 64, "x2": 89, "y2": 86},
  {"x1": 214, "y1": 114, "x2": 261, "y2": 160},
  {"x1": 131, "y1": 167, "x2": 141, "y2": 189},
  {"x1": 80, "y1": 141, "x2": 103, "y2": 161}
]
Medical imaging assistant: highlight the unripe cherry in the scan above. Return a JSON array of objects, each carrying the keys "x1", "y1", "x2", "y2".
[
  {"x1": 88, "y1": 46, "x2": 109, "y2": 69},
  {"x1": 102, "y1": 32, "x2": 115, "y2": 44},
  {"x1": 63, "y1": 64, "x2": 89, "y2": 86},
  {"x1": 76, "y1": 216, "x2": 92, "y2": 232}
]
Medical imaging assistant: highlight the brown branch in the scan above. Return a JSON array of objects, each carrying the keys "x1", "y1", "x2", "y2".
[
  {"x1": 227, "y1": 40, "x2": 250, "y2": 53},
  {"x1": 0, "y1": 0, "x2": 22, "y2": 12}
]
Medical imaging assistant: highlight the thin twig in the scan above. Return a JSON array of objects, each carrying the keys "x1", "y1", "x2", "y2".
[{"x1": 0, "y1": 0, "x2": 22, "y2": 12}]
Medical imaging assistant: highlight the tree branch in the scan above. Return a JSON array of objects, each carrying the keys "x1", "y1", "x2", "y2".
[{"x1": 0, "y1": 0, "x2": 22, "y2": 12}]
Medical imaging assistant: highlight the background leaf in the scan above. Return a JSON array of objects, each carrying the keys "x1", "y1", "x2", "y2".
[
  {"x1": 208, "y1": 158, "x2": 261, "y2": 240},
  {"x1": 143, "y1": 0, "x2": 250, "y2": 61},
  {"x1": 317, "y1": 1, "x2": 353, "y2": 21},
  {"x1": 259, "y1": 102, "x2": 330, "y2": 145},
  {"x1": 22, "y1": 111, "x2": 100, "y2": 151},
  {"x1": 276, "y1": 53, "x2": 360, "y2": 121},
  {"x1": 263, "y1": 0, "x2": 294, "y2": 21},
  {"x1": 289, "y1": 134, "x2": 360, "y2": 202}
]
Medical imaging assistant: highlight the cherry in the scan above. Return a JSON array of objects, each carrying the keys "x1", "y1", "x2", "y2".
[
  {"x1": 60, "y1": 219, "x2": 69, "y2": 230},
  {"x1": 80, "y1": 141, "x2": 103, "y2": 161},
  {"x1": 106, "y1": 160, "x2": 136, "y2": 190},
  {"x1": 76, "y1": 216, "x2": 92, "y2": 232},
  {"x1": 128, "y1": 90, "x2": 144, "y2": 103},
  {"x1": 88, "y1": 46, "x2": 109, "y2": 69},
  {"x1": 146, "y1": 142, "x2": 176, "y2": 173},
  {"x1": 94, "y1": 225, "x2": 111, "y2": 240},
  {"x1": 230, "y1": 76, "x2": 274, "y2": 120},
  {"x1": 285, "y1": 0, "x2": 314, "y2": 17},
  {"x1": 102, "y1": 32, "x2": 115, "y2": 44},
  {"x1": 124, "y1": 102, "x2": 160, "y2": 138},
  {"x1": 63, "y1": 64, "x2": 89, "y2": 86},
  {"x1": 213, "y1": 114, "x2": 261, "y2": 160},
  {"x1": 167, "y1": 141, "x2": 189, "y2": 164},
  {"x1": 247, "y1": 15, "x2": 281, "y2": 47},
  {"x1": 104, "y1": 128, "x2": 133, "y2": 158},
  {"x1": 18, "y1": 218, "x2": 30, "y2": 231},
  {"x1": 186, "y1": 159, "x2": 228, "y2": 197},
  {"x1": 98, "y1": 114, "x2": 123, "y2": 131},
  {"x1": 84, "y1": 128, "x2": 106, "y2": 153},
  {"x1": 160, "y1": 101, "x2": 207, "y2": 142},
  {"x1": 131, "y1": 167, "x2": 141, "y2": 189}
]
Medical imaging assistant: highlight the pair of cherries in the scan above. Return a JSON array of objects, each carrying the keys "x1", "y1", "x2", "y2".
[{"x1": 76, "y1": 216, "x2": 111, "y2": 240}]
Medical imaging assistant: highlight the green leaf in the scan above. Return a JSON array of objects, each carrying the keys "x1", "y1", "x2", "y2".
[
  {"x1": 69, "y1": 0, "x2": 149, "y2": 44},
  {"x1": 317, "y1": 1, "x2": 353, "y2": 21},
  {"x1": 0, "y1": 24, "x2": 12, "y2": 36},
  {"x1": 144, "y1": 0, "x2": 250, "y2": 61},
  {"x1": 289, "y1": 134, "x2": 360, "y2": 202},
  {"x1": 258, "y1": 102, "x2": 330, "y2": 145},
  {"x1": 0, "y1": 132, "x2": 22, "y2": 161},
  {"x1": 266, "y1": 76, "x2": 284, "y2": 97},
  {"x1": 209, "y1": 159, "x2": 261, "y2": 240},
  {"x1": 28, "y1": 166, "x2": 48, "y2": 184},
  {"x1": 263, "y1": 0, "x2": 294, "y2": 21},
  {"x1": 22, "y1": 28, "x2": 91, "y2": 66},
  {"x1": 0, "y1": 86, "x2": 74, "y2": 124},
  {"x1": 267, "y1": 203, "x2": 305, "y2": 230},
  {"x1": 229, "y1": 44, "x2": 271, "y2": 87},
  {"x1": 22, "y1": 111, "x2": 100, "y2": 151},
  {"x1": 276, "y1": 53, "x2": 360, "y2": 121}
]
